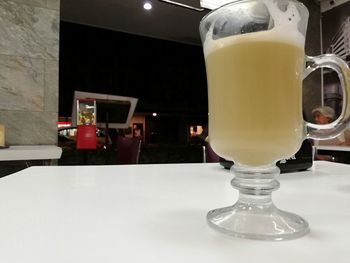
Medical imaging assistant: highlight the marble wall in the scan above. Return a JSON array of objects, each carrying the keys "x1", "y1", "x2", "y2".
[{"x1": 0, "y1": 0, "x2": 59, "y2": 145}]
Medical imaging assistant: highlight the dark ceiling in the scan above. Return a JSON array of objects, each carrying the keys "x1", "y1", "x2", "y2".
[
  {"x1": 58, "y1": 0, "x2": 323, "y2": 118},
  {"x1": 60, "y1": 0, "x2": 324, "y2": 45},
  {"x1": 60, "y1": 0, "x2": 210, "y2": 45}
]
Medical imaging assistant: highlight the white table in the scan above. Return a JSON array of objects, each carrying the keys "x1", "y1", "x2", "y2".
[
  {"x1": 0, "y1": 145, "x2": 62, "y2": 165},
  {"x1": 0, "y1": 161, "x2": 349, "y2": 263}
]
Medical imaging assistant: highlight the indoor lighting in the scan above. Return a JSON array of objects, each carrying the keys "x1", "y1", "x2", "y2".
[
  {"x1": 152, "y1": 112, "x2": 158, "y2": 117},
  {"x1": 159, "y1": 0, "x2": 204, "y2": 11},
  {"x1": 143, "y1": 1, "x2": 152, "y2": 10},
  {"x1": 200, "y1": 0, "x2": 232, "y2": 10}
]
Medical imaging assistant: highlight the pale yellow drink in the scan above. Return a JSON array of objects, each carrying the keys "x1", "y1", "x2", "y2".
[{"x1": 204, "y1": 32, "x2": 305, "y2": 166}]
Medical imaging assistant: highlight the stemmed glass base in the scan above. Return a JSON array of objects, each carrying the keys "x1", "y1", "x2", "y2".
[{"x1": 207, "y1": 164, "x2": 309, "y2": 241}]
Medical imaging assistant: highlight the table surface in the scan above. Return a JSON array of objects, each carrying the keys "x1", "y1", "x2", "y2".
[
  {"x1": 316, "y1": 145, "x2": 350, "y2": 151},
  {"x1": 0, "y1": 145, "x2": 62, "y2": 161},
  {"x1": 0, "y1": 161, "x2": 349, "y2": 263}
]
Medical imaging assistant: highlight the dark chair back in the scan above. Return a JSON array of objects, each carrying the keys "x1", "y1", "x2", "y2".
[
  {"x1": 116, "y1": 136, "x2": 142, "y2": 164},
  {"x1": 203, "y1": 142, "x2": 220, "y2": 163}
]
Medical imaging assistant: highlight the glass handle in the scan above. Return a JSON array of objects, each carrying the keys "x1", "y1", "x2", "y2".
[{"x1": 304, "y1": 55, "x2": 350, "y2": 140}]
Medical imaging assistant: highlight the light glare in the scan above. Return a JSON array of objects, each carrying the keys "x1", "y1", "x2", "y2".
[{"x1": 143, "y1": 2, "x2": 152, "y2": 10}]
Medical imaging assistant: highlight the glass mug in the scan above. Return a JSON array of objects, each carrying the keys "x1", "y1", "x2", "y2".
[{"x1": 200, "y1": 0, "x2": 350, "y2": 240}]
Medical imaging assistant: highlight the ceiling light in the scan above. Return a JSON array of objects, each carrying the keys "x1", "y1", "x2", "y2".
[
  {"x1": 143, "y1": 2, "x2": 152, "y2": 10},
  {"x1": 159, "y1": 0, "x2": 204, "y2": 11},
  {"x1": 152, "y1": 112, "x2": 158, "y2": 117},
  {"x1": 200, "y1": 0, "x2": 232, "y2": 10}
]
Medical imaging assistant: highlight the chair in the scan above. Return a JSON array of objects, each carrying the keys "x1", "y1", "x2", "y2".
[
  {"x1": 203, "y1": 142, "x2": 220, "y2": 163},
  {"x1": 116, "y1": 136, "x2": 142, "y2": 164}
]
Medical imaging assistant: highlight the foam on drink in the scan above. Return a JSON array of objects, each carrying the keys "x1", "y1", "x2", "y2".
[{"x1": 204, "y1": 0, "x2": 305, "y2": 57}]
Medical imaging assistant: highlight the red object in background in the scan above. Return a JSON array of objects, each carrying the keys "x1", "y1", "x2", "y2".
[
  {"x1": 76, "y1": 98, "x2": 97, "y2": 149},
  {"x1": 77, "y1": 125, "x2": 97, "y2": 149}
]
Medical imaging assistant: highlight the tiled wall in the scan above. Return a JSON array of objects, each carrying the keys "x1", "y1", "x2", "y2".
[{"x1": 0, "y1": 0, "x2": 60, "y2": 145}]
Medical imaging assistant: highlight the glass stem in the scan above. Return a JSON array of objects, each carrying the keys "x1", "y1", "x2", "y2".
[
  {"x1": 230, "y1": 164, "x2": 280, "y2": 196},
  {"x1": 207, "y1": 163, "x2": 309, "y2": 240}
]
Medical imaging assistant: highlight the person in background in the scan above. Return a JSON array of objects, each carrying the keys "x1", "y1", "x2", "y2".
[
  {"x1": 312, "y1": 106, "x2": 350, "y2": 161},
  {"x1": 312, "y1": 106, "x2": 336, "y2": 125},
  {"x1": 312, "y1": 106, "x2": 350, "y2": 145}
]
